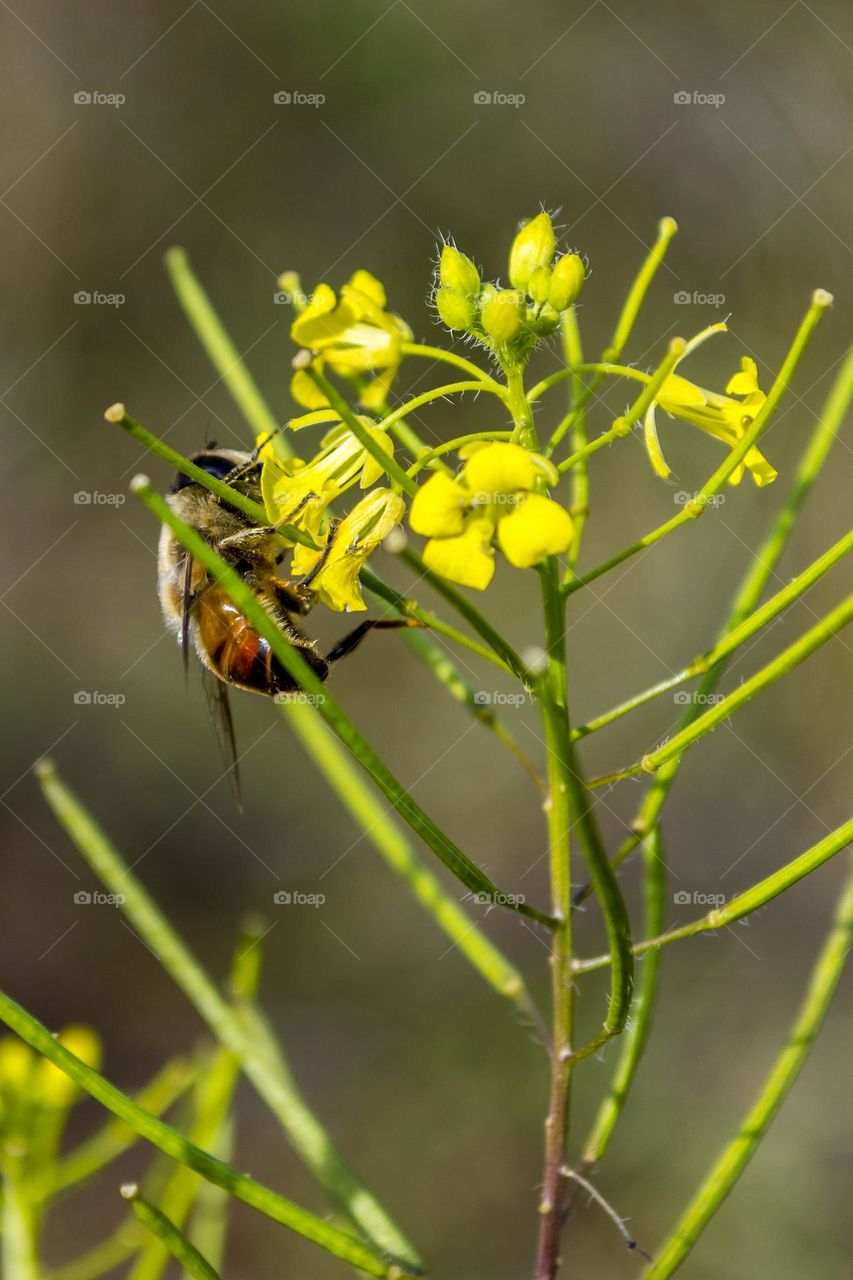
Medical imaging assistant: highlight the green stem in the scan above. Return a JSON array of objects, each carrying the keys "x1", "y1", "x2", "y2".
[
  {"x1": 574, "y1": 528, "x2": 853, "y2": 739},
  {"x1": 281, "y1": 698, "x2": 545, "y2": 1028},
  {"x1": 406, "y1": 430, "x2": 515, "y2": 477},
  {"x1": 131, "y1": 480, "x2": 555, "y2": 927},
  {"x1": 0, "y1": 990, "x2": 412, "y2": 1279},
  {"x1": 565, "y1": 290, "x2": 833, "y2": 598},
  {"x1": 2, "y1": 1168, "x2": 41, "y2": 1280},
  {"x1": 400, "y1": 341, "x2": 503, "y2": 391},
  {"x1": 35, "y1": 761, "x2": 422, "y2": 1268},
  {"x1": 643, "y1": 857, "x2": 853, "y2": 1279},
  {"x1": 560, "y1": 309, "x2": 588, "y2": 573},
  {"x1": 506, "y1": 365, "x2": 538, "y2": 449},
  {"x1": 576, "y1": 817, "x2": 853, "y2": 974},
  {"x1": 399, "y1": 547, "x2": 533, "y2": 685},
  {"x1": 164, "y1": 247, "x2": 282, "y2": 440},
  {"x1": 103, "y1": 405, "x2": 317, "y2": 548},
  {"x1": 380, "y1": 380, "x2": 504, "y2": 442},
  {"x1": 123, "y1": 1188, "x2": 221, "y2": 1280}
]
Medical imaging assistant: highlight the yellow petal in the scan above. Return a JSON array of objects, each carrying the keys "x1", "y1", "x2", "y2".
[
  {"x1": 726, "y1": 357, "x2": 760, "y2": 397},
  {"x1": 658, "y1": 373, "x2": 707, "y2": 409},
  {"x1": 345, "y1": 269, "x2": 386, "y2": 310},
  {"x1": 0, "y1": 1037, "x2": 33, "y2": 1092},
  {"x1": 290, "y1": 367, "x2": 330, "y2": 410},
  {"x1": 422, "y1": 519, "x2": 495, "y2": 590},
  {"x1": 643, "y1": 404, "x2": 672, "y2": 479},
  {"x1": 744, "y1": 446, "x2": 777, "y2": 487},
  {"x1": 497, "y1": 494, "x2": 574, "y2": 568},
  {"x1": 289, "y1": 409, "x2": 342, "y2": 432},
  {"x1": 360, "y1": 427, "x2": 395, "y2": 487},
  {"x1": 409, "y1": 472, "x2": 469, "y2": 537},
  {"x1": 37, "y1": 1026, "x2": 101, "y2": 1107},
  {"x1": 309, "y1": 490, "x2": 405, "y2": 612},
  {"x1": 461, "y1": 441, "x2": 540, "y2": 496}
]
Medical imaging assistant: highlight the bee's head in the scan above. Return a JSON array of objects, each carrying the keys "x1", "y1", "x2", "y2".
[{"x1": 171, "y1": 450, "x2": 252, "y2": 494}]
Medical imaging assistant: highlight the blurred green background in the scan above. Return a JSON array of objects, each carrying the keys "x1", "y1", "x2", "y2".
[{"x1": 1, "y1": 1, "x2": 852, "y2": 1275}]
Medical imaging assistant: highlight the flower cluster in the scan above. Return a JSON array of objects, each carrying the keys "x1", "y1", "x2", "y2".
[
  {"x1": 434, "y1": 211, "x2": 585, "y2": 358},
  {"x1": 0, "y1": 1026, "x2": 100, "y2": 1153},
  {"x1": 409, "y1": 442, "x2": 574, "y2": 589}
]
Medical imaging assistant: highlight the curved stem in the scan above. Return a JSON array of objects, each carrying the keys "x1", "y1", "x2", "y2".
[
  {"x1": 406, "y1": 431, "x2": 515, "y2": 477},
  {"x1": 401, "y1": 341, "x2": 503, "y2": 390},
  {"x1": 642, "y1": 857, "x2": 853, "y2": 1279}
]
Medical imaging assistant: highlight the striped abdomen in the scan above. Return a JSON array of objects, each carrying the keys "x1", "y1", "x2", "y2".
[{"x1": 193, "y1": 585, "x2": 328, "y2": 696}]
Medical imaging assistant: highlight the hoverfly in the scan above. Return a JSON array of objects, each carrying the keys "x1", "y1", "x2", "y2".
[{"x1": 157, "y1": 447, "x2": 411, "y2": 797}]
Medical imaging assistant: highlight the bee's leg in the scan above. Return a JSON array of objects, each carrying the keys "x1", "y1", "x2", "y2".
[
  {"x1": 273, "y1": 581, "x2": 315, "y2": 616},
  {"x1": 273, "y1": 516, "x2": 339, "y2": 608},
  {"x1": 297, "y1": 519, "x2": 340, "y2": 589},
  {"x1": 325, "y1": 618, "x2": 421, "y2": 665}
]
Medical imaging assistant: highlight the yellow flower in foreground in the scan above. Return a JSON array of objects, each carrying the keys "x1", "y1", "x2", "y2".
[
  {"x1": 290, "y1": 270, "x2": 412, "y2": 411},
  {"x1": 409, "y1": 442, "x2": 574, "y2": 589},
  {"x1": 291, "y1": 489, "x2": 405, "y2": 612},
  {"x1": 258, "y1": 417, "x2": 395, "y2": 542},
  {"x1": 644, "y1": 324, "x2": 777, "y2": 487}
]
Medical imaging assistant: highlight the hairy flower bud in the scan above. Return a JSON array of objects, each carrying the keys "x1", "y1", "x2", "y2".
[
  {"x1": 527, "y1": 265, "x2": 552, "y2": 305},
  {"x1": 508, "y1": 212, "x2": 556, "y2": 290},
  {"x1": 481, "y1": 290, "x2": 526, "y2": 343},
  {"x1": 548, "y1": 254, "x2": 585, "y2": 311},
  {"x1": 435, "y1": 286, "x2": 477, "y2": 331},
  {"x1": 439, "y1": 245, "x2": 480, "y2": 297}
]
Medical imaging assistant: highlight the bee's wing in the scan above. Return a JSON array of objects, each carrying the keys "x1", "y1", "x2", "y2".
[
  {"x1": 180, "y1": 553, "x2": 193, "y2": 679},
  {"x1": 200, "y1": 665, "x2": 242, "y2": 807}
]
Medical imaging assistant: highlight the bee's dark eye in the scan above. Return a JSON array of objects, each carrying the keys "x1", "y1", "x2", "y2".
[{"x1": 172, "y1": 454, "x2": 237, "y2": 492}]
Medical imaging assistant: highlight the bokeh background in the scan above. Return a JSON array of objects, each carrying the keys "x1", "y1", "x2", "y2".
[{"x1": 1, "y1": 1, "x2": 852, "y2": 1275}]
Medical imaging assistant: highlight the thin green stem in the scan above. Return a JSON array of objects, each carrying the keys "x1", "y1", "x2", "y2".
[
  {"x1": 575, "y1": 528, "x2": 853, "y2": 739},
  {"x1": 122, "y1": 1187, "x2": 221, "y2": 1280},
  {"x1": 400, "y1": 341, "x2": 503, "y2": 391},
  {"x1": 291, "y1": 360, "x2": 418, "y2": 495},
  {"x1": 560, "y1": 309, "x2": 589, "y2": 573},
  {"x1": 643, "y1": 857, "x2": 853, "y2": 1279},
  {"x1": 399, "y1": 547, "x2": 534, "y2": 686},
  {"x1": 380, "y1": 380, "x2": 504, "y2": 439},
  {"x1": 35, "y1": 761, "x2": 422, "y2": 1267},
  {"x1": 0, "y1": 989, "x2": 413, "y2": 1279},
  {"x1": 281, "y1": 697, "x2": 545, "y2": 1034},
  {"x1": 164, "y1": 247, "x2": 282, "y2": 440},
  {"x1": 2, "y1": 1168, "x2": 41, "y2": 1280},
  {"x1": 565, "y1": 290, "x2": 834, "y2": 598},
  {"x1": 532, "y1": 362, "x2": 649, "y2": 406},
  {"x1": 47, "y1": 1224, "x2": 141, "y2": 1280},
  {"x1": 576, "y1": 817, "x2": 853, "y2": 974},
  {"x1": 405, "y1": 430, "x2": 515, "y2": 477},
  {"x1": 130, "y1": 480, "x2": 555, "y2": 927},
  {"x1": 605, "y1": 217, "x2": 679, "y2": 363},
  {"x1": 506, "y1": 365, "x2": 538, "y2": 449}
]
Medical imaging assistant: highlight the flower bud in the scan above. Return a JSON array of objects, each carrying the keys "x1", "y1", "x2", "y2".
[
  {"x1": 439, "y1": 245, "x2": 480, "y2": 297},
  {"x1": 509, "y1": 212, "x2": 556, "y2": 290},
  {"x1": 548, "y1": 254, "x2": 585, "y2": 311},
  {"x1": 435, "y1": 286, "x2": 476, "y2": 331},
  {"x1": 533, "y1": 303, "x2": 560, "y2": 336},
  {"x1": 481, "y1": 290, "x2": 526, "y2": 343},
  {"x1": 527, "y1": 265, "x2": 552, "y2": 305}
]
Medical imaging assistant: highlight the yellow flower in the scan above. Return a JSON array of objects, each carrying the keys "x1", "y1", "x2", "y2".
[
  {"x1": 409, "y1": 442, "x2": 574, "y2": 589},
  {"x1": 291, "y1": 489, "x2": 405, "y2": 612},
  {"x1": 290, "y1": 271, "x2": 412, "y2": 411},
  {"x1": 36, "y1": 1026, "x2": 101, "y2": 1107},
  {"x1": 644, "y1": 324, "x2": 777, "y2": 487},
  {"x1": 258, "y1": 418, "x2": 395, "y2": 543}
]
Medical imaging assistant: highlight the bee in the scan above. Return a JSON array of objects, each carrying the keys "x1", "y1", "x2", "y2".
[{"x1": 157, "y1": 446, "x2": 412, "y2": 795}]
